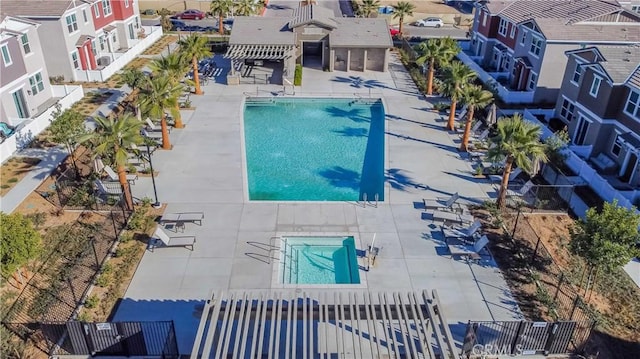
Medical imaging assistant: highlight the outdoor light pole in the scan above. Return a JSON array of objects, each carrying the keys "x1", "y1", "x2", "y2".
[{"x1": 144, "y1": 141, "x2": 161, "y2": 208}]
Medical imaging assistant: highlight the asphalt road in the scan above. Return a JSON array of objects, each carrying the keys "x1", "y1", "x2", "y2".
[{"x1": 396, "y1": 24, "x2": 469, "y2": 40}]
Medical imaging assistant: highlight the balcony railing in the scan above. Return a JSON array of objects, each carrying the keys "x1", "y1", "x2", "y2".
[{"x1": 457, "y1": 51, "x2": 535, "y2": 104}]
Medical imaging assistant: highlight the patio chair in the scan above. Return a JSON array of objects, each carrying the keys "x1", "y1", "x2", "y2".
[
  {"x1": 432, "y1": 208, "x2": 474, "y2": 225},
  {"x1": 423, "y1": 192, "x2": 459, "y2": 211},
  {"x1": 94, "y1": 179, "x2": 121, "y2": 196},
  {"x1": 459, "y1": 121, "x2": 483, "y2": 140},
  {"x1": 442, "y1": 220, "x2": 482, "y2": 240},
  {"x1": 506, "y1": 180, "x2": 534, "y2": 198},
  {"x1": 489, "y1": 167, "x2": 522, "y2": 183},
  {"x1": 103, "y1": 165, "x2": 137, "y2": 183},
  {"x1": 145, "y1": 118, "x2": 170, "y2": 133},
  {"x1": 447, "y1": 234, "x2": 489, "y2": 261},
  {"x1": 160, "y1": 212, "x2": 205, "y2": 232},
  {"x1": 150, "y1": 226, "x2": 196, "y2": 252}
]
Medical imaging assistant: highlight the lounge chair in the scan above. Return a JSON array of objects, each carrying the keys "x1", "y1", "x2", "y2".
[
  {"x1": 103, "y1": 165, "x2": 137, "y2": 183},
  {"x1": 151, "y1": 226, "x2": 196, "y2": 251},
  {"x1": 442, "y1": 220, "x2": 482, "y2": 240},
  {"x1": 145, "y1": 118, "x2": 170, "y2": 133},
  {"x1": 160, "y1": 212, "x2": 205, "y2": 232},
  {"x1": 423, "y1": 192, "x2": 459, "y2": 211},
  {"x1": 432, "y1": 208, "x2": 474, "y2": 225},
  {"x1": 94, "y1": 179, "x2": 121, "y2": 196},
  {"x1": 447, "y1": 234, "x2": 489, "y2": 261},
  {"x1": 489, "y1": 167, "x2": 522, "y2": 183},
  {"x1": 506, "y1": 180, "x2": 534, "y2": 198}
]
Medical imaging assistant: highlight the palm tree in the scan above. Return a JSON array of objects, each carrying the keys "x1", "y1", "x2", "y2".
[
  {"x1": 358, "y1": 0, "x2": 380, "y2": 18},
  {"x1": 78, "y1": 113, "x2": 143, "y2": 210},
  {"x1": 149, "y1": 53, "x2": 188, "y2": 128},
  {"x1": 415, "y1": 37, "x2": 460, "y2": 96},
  {"x1": 392, "y1": 1, "x2": 415, "y2": 36},
  {"x1": 178, "y1": 34, "x2": 212, "y2": 96},
  {"x1": 138, "y1": 76, "x2": 182, "y2": 150},
  {"x1": 234, "y1": 0, "x2": 257, "y2": 15},
  {"x1": 487, "y1": 114, "x2": 548, "y2": 208},
  {"x1": 459, "y1": 85, "x2": 493, "y2": 152},
  {"x1": 441, "y1": 61, "x2": 476, "y2": 131},
  {"x1": 121, "y1": 68, "x2": 149, "y2": 120},
  {"x1": 210, "y1": 0, "x2": 233, "y2": 35}
]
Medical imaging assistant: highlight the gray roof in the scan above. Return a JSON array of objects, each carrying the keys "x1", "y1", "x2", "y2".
[
  {"x1": 330, "y1": 18, "x2": 393, "y2": 48},
  {"x1": 1, "y1": 0, "x2": 96, "y2": 18},
  {"x1": 529, "y1": 18, "x2": 640, "y2": 42},
  {"x1": 228, "y1": 17, "x2": 295, "y2": 46},
  {"x1": 75, "y1": 34, "x2": 94, "y2": 47},
  {"x1": 485, "y1": 0, "x2": 625, "y2": 25},
  {"x1": 596, "y1": 46, "x2": 640, "y2": 83},
  {"x1": 288, "y1": 5, "x2": 336, "y2": 29}
]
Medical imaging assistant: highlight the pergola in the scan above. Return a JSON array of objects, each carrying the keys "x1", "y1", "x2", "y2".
[
  {"x1": 224, "y1": 44, "x2": 296, "y2": 61},
  {"x1": 190, "y1": 290, "x2": 459, "y2": 359}
]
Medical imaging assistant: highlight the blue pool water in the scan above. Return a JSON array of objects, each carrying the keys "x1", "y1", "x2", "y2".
[
  {"x1": 280, "y1": 237, "x2": 360, "y2": 284},
  {"x1": 243, "y1": 98, "x2": 385, "y2": 201}
]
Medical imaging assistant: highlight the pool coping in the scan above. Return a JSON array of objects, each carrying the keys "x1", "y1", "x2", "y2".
[{"x1": 270, "y1": 231, "x2": 369, "y2": 289}]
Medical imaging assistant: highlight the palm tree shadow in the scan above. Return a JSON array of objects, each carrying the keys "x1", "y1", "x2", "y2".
[
  {"x1": 385, "y1": 168, "x2": 429, "y2": 192},
  {"x1": 325, "y1": 106, "x2": 369, "y2": 123},
  {"x1": 332, "y1": 127, "x2": 368, "y2": 137},
  {"x1": 318, "y1": 166, "x2": 360, "y2": 190},
  {"x1": 331, "y1": 76, "x2": 387, "y2": 89}
]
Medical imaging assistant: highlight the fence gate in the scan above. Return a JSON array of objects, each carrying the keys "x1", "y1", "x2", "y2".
[{"x1": 462, "y1": 320, "x2": 582, "y2": 356}]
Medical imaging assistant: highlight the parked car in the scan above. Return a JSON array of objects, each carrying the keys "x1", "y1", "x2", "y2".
[
  {"x1": 389, "y1": 27, "x2": 400, "y2": 36},
  {"x1": 170, "y1": 19, "x2": 186, "y2": 31},
  {"x1": 142, "y1": 9, "x2": 157, "y2": 16},
  {"x1": 415, "y1": 17, "x2": 444, "y2": 28},
  {"x1": 172, "y1": 9, "x2": 206, "y2": 20}
]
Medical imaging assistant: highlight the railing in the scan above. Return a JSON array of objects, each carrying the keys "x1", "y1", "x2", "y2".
[
  {"x1": 457, "y1": 51, "x2": 535, "y2": 104},
  {"x1": 75, "y1": 26, "x2": 162, "y2": 82},
  {"x1": 0, "y1": 85, "x2": 84, "y2": 163}
]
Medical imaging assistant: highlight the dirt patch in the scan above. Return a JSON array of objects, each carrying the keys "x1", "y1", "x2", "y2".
[
  {"x1": 141, "y1": 34, "x2": 178, "y2": 56},
  {"x1": 0, "y1": 157, "x2": 41, "y2": 196}
]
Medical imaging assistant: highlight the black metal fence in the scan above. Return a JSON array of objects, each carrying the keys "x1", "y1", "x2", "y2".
[{"x1": 6, "y1": 321, "x2": 178, "y2": 358}]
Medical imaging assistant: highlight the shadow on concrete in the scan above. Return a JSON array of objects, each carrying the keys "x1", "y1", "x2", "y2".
[{"x1": 385, "y1": 168, "x2": 429, "y2": 192}]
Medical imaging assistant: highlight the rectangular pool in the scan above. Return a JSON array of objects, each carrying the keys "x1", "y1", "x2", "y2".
[
  {"x1": 243, "y1": 98, "x2": 385, "y2": 201},
  {"x1": 279, "y1": 236, "x2": 360, "y2": 285}
]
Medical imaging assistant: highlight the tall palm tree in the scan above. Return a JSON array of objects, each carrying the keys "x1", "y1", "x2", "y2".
[
  {"x1": 78, "y1": 113, "x2": 143, "y2": 210},
  {"x1": 234, "y1": 0, "x2": 257, "y2": 15},
  {"x1": 211, "y1": 0, "x2": 233, "y2": 35},
  {"x1": 359, "y1": 0, "x2": 380, "y2": 18},
  {"x1": 149, "y1": 53, "x2": 188, "y2": 128},
  {"x1": 121, "y1": 68, "x2": 149, "y2": 120},
  {"x1": 415, "y1": 37, "x2": 460, "y2": 96},
  {"x1": 487, "y1": 114, "x2": 548, "y2": 208},
  {"x1": 459, "y1": 84, "x2": 493, "y2": 152},
  {"x1": 392, "y1": 1, "x2": 415, "y2": 36},
  {"x1": 178, "y1": 34, "x2": 212, "y2": 96},
  {"x1": 441, "y1": 61, "x2": 476, "y2": 131},
  {"x1": 138, "y1": 76, "x2": 182, "y2": 150}
]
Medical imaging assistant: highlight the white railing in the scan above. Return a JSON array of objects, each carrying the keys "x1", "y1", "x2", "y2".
[
  {"x1": 75, "y1": 26, "x2": 163, "y2": 82},
  {"x1": 457, "y1": 51, "x2": 535, "y2": 104},
  {"x1": 0, "y1": 85, "x2": 83, "y2": 163}
]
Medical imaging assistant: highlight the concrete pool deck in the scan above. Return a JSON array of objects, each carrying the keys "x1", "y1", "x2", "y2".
[{"x1": 114, "y1": 53, "x2": 523, "y2": 353}]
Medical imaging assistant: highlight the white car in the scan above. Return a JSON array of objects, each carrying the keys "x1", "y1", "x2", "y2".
[{"x1": 415, "y1": 17, "x2": 444, "y2": 28}]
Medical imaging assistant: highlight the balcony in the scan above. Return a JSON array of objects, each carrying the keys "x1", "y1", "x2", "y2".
[
  {"x1": 75, "y1": 26, "x2": 163, "y2": 82},
  {"x1": 457, "y1": 51, "x2": 535, "y2": 104}
]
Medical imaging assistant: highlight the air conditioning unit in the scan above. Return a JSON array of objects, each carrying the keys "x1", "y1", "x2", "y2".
[{"x1": 97, "y1": 56, "x2": 111, "y2": 67}]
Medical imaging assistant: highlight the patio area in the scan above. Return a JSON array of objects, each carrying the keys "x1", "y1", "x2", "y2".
[{"x1": 114, "y1": 52, "x2": 522, "y2": 353}]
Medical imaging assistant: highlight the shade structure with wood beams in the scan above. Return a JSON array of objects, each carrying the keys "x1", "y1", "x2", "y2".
[
  {"x1": 190, "y1": 290, "x2": 459, "y2": 359},
  {"x1": 224, "y1": 44, "x2": 296, "y2": 60}
]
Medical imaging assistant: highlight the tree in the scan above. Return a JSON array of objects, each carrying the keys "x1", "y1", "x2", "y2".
[
  {"x1": 159, "y1": 8, "x2": 172, "y2": 32},
  {"x1": 486, "y1": 114, "x2": 548, "y2": 208},
  {"x1": 459, "y1": 85, "x2": 493, "y2": 152},
  {"x1": 358, "y1": 0, "x2": 380, "y2": 18},
  {"x1": 234, "y1": 0, "x2": 257, "y2": 15},
  {"x1": 48, "y1": 108, "x2": 87, "y2": 179},
  {"x1": 440, "y1": 61, "x2": 476, "y2": 131},
  {"x1": 392, "y1": 1, "x2": 414, "y2": 36},
  {"x1": 121, "y1": 68, "x2": 149, "y2": 120},
  {"x1": 138, "y1": 76, "x2": 182, "y2": 150},
  {"x1": 414, "y1": 37, "x2": 460, "y2": 96},
  {"x1": 0, "y1": 212, "x2": 42, "y2": 280},
  {"x1": 78, "y1": 114, "x2": 143, "y2": 210},
  {"x1": 149, "y1": 53, "x2": 188, "y2": 128},
  {"x1": 570, "y1": 200, "x2": 640, "y2": 297},
  {"x1": 210, "y1": 0, "x2": 233, "y2": 35},
  {"x1": 178, "y1": 34, "x2": 212, "y2": 96}
]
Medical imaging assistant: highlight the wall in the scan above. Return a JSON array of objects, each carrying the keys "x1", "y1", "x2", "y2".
[
  {"x1": 92, "y1": 0, "x2": 117, "y2": 30},
  {"x1": 0, "y1": 37, "x2": 27, "y2": 86},
  {"x1": 365, "y1": 48, "x2": 385, "y2": 71},
  {"x1": 535, "y1": 43, "x2": 574, "y2": 104}
]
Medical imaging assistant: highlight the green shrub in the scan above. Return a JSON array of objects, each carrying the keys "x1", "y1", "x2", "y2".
[
  {"x1": 85, "y1": 294, "x2": 99, "y2": 309},
  {"x1": 95, "y1": 274, "x2": 109, "y2": 287},
  {"x1": 7, "y1": 178, "x2": 18, "y2": 183},
  {"x1": 293, "y1": 64, "x2": 302, "y2": 86}
]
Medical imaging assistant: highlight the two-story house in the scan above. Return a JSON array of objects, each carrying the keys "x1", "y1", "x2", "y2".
[
  {"x1": 461, "y1": 0, "x2": 640, "y2": 104},
  {"x1": 554, "y1": 45, "x2": 640, "y2": 188},
  {"x1": 1, "y1": 0, "x2": 157, "y2": 82}
]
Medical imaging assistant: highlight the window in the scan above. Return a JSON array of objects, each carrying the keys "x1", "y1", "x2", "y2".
[
  {"x1": 111, "y1": 32, "x2": 117, "y2": 43},
  {"x1": 125, "y1": 0, "x2": 129, "y2": 7},
  {"x1": 527, "y1": 72, "x2": 538, "y2": 91},
  {"x1": 66, "y1": 13, "x2": 78, "y2": 33},
  {"x1": 530, "y1": 37, "x2": 542, "y2": 56},
  {"x1": 28, "y1": 72, "x2": 45, "y2": 95},
  {"x1": 510, "y1": 25, "x2": 516, "y2": 38},
  {"x1": 102, "y1": 0, "x2": 112, "y2": 16},
  {"x1": 482, "y1": 12, "x2": 487, "y2": 27},
  {"x1": 624, "y1": 90, "x2": 640, "y2": 119},
  {"x1": 91, "y1": 39, "x2": 97, "y2": 56},
  {"x1": 498, "y1": 18, "x2": 508, "y2": 36},
  {"x1": 94, "y1": 3, "x2": 100, "y2": 17},
  {"x1": 560, "y1": 99, "x2": 575, "y2": 122},
  {"x1": 83, "y1": 9, "x2": 88, "y2": 23},
  {"x1": 21, "y1": 34, "x2": 31, "y2": 54},
  {"x1": 1, "y1": 44, "x2": 11, "y2": 66},
  {"x1": 632, "y1": 5, "x2": 640, "y2": 13},
  {"x1": 589, "y1": 76, "x2": 601, "y2": 97},
  {"x1": 574, "y1": 115, "x2": 590, "y2": 145},
  {"x1": 520, "y1": 31, "x2": 526, "y2": 44},
  {"x1": 572, "y1": 64, "x2": 582, "y2": 84},
  {"x1": 612, "y1": 134, "x2": 623, "y2": 157},
  {"x1": 71, "y1": 50, "x2": 80, "y2": 69}
]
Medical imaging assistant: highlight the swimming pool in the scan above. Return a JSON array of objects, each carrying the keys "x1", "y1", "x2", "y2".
[
  {"x1": 279, "y1": 236, "x2": 360, "y2": 284},
  {"x1": 243, "y1": 98, "x2": 385, "y2": 201}
]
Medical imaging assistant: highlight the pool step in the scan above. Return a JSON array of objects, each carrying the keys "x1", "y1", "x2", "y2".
[{"x1": 245, "y1": 97, "x2": 277, "y2": 106}]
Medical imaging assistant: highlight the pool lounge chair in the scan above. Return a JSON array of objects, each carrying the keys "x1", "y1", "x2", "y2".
[
  {"x1": 151, "y1": 226, "x2": 196, "y2": 252},
  {"x1": 103, "y1": 165, "x2": 137, "y2": 183},
  {"x1": 489, "y1": 167, "x2": 522, "y2": 184},
  {"x1": 160, "y1": 212, "x2": 205, "y2": 232},
  {"x1": 432, "y1": 208, "x2": 474, "y2": 225},
  {"x1": 447, "y1": 235, "x2": 489, "y2": 261},
  {"x1": 442, "y1": 220, "x2": 482, "y2": 240},
  {"x1": 507, "y1": 180, "x2": 534, "y2": 198},
  {"x1": 145, "y1": 118, "x2": 170, "y2": 133},
  {"x1": 423, "y1": 192, "x2": 459, "y2": 211}
]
